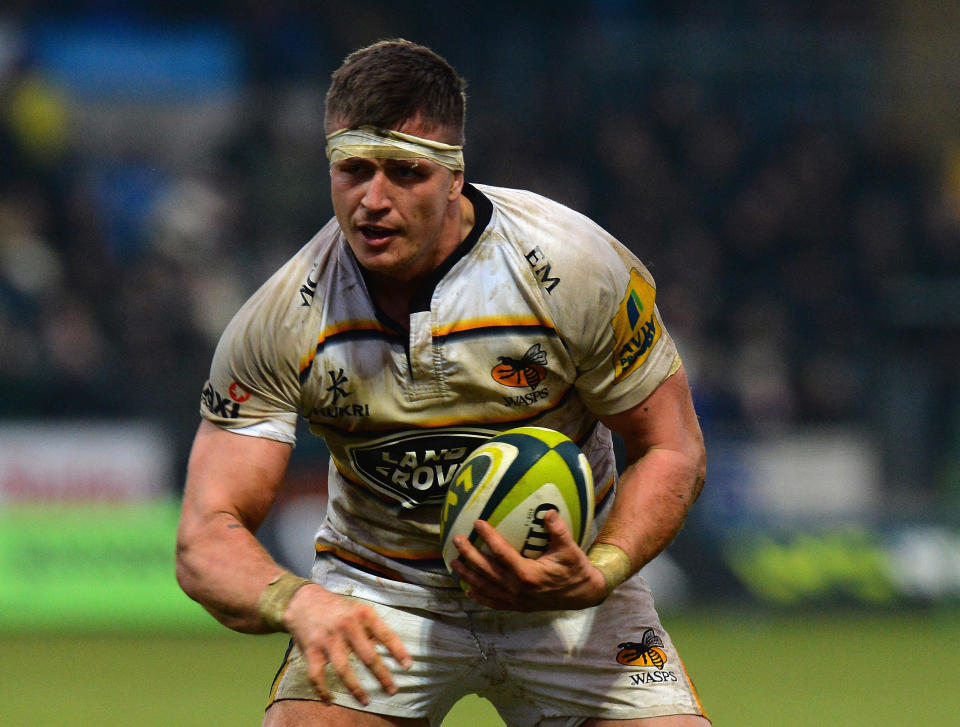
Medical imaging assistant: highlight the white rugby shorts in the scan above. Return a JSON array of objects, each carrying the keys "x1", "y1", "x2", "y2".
[{"x1": 267, "y1": 555, "x2": 708, "y2": 726}]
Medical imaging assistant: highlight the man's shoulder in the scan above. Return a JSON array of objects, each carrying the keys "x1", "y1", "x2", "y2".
[
  {"x1": 216, "y1": 218, "x2": 344, "y2": 355},
  {"x1": 473, "y1": 183, "x2": 593, "y2": 222},
  {"x1": 250, "y1": 218, "x2": 343, "y2": 307},
  {"x1": 473, "y1": 183, "x2": 631, "y2": 272}
]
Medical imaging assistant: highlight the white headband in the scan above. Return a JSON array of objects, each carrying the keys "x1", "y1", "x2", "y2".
[{"x1": 326, "y1": 126, "x2": 465, "y2": 172}]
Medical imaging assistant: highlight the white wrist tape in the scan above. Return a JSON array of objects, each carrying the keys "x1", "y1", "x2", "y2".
[
  {"x1": 587, "y1": 543, "x2": 633, "y2": 597},
  {"x1": 256, "y1": 572, "x2": 313, "y2": 631}
]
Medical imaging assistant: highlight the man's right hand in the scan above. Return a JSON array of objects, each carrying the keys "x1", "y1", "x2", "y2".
[
  {"x1": 176, "y1": 421, "x2": 412, "y2": 706},
  {"x1": 283, "y1": 584, "x2": 412, "y2": 706}
]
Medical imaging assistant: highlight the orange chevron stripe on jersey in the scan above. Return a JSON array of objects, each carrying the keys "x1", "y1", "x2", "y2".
[
  {"x1": 432, "y1": 315, "x2": 557, "y2": 338},
  {"x1": 595, "y1": 473, "x2": 616, "y2": 508},
  {"x1": 312, "y1": 383, "x2": 578, "y2": 434},
  {"x1": 314, "y1": 545, "x2": 410, "y2": 581},
  {"x1": 318, "y1": 539, "x2": 443, "y2": 562},
  {"x1": 298, "y1": 318, "x2": 395, "y2": 378}
]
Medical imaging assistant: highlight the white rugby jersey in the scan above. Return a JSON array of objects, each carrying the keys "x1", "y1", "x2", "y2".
[{"x1": 200, "y1": 183, "x2": 680, "y2": 587}]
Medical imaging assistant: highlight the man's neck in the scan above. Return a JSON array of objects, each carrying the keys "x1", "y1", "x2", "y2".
[
  {"x1": 458, "y1": 192, "x2": 475, "y2": 242},
  {"x1": 368, "y1": 192, "x2": 476, "y2": 330}
]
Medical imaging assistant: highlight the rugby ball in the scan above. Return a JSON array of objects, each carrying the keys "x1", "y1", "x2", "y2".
[{"x1": 439, "y1": 426, "x2": 594, "y2": 573}]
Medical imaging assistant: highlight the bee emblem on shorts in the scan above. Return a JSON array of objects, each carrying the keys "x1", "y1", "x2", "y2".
[
  {"x1": 492, "y1": 343, "x2": 548, "y2": 390},
  {"x1": 616, "y1": 628, "x2": 667, "y2": 668}
]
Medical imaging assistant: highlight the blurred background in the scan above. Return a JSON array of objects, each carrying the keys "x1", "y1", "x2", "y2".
[{"x1": 1, "y1": 1, "x2": 959, "y2": 725}]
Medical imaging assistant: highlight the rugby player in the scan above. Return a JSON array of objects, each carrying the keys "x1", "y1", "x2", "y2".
[{"x1": 176, "y1": 38, "x2": 709, "y2": 727}]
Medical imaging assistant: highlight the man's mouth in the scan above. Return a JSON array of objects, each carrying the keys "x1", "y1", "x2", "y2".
[{"x1": 358, "y1": 225, "x2": 397, "y2": 242}]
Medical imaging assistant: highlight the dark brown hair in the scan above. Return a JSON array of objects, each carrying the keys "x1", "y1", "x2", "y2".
[{"x1": 324, "y1": 39, "x2": 467, "y2": 144}]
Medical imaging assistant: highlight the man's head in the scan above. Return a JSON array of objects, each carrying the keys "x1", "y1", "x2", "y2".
[
  {"x1": 324, "y1": 39, "x2": 466, "y2": 145},
  {"x1": 325, "y1": 41, "x2": 471, "y2": 289}
]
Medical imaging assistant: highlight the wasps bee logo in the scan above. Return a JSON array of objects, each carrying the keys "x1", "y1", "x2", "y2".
[
  {"x1": 492, "y1": 343, "x2": 548, "y2": 390},
  {"x1": 616, "y1": 628, "x2": 667, "y2": 669}
]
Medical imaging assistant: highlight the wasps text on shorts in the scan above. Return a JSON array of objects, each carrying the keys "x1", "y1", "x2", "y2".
[
  {"x1": 491, "y1": 343, "x2": 548, "y2": 390},
  {"x1": 616, "y1": 628, "x2": 667, "y2": 669}
]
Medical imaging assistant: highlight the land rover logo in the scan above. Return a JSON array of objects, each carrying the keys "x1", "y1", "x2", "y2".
[{"x1": 347, "y1": 428, "x2": 498, "y2": 508}]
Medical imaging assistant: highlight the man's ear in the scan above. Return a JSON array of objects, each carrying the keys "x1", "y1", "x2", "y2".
[{"x1": 449, "y1": 171, "x2": 465, "y2": 200}]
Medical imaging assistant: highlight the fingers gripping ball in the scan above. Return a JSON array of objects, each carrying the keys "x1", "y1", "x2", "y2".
[{"x1": 439, "y1": 426, "x2": 594, "y2": 573}]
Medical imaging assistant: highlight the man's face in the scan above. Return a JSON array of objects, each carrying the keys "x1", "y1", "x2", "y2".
[{"x1": 329, "y1": 118, "x2": 464, "y2": 283}]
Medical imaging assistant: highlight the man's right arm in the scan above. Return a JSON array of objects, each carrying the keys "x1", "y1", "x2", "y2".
[
  {"x1": 175, "y1": 420, "x2": 411, "y2": 704},
  {"x1": 175, "y1": 419, "x2": 296, "y2": 633}
]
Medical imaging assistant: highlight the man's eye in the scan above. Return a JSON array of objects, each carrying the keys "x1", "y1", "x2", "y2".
[{"x1": 336, "y1": 161, "x2": 368, "y2": 176}]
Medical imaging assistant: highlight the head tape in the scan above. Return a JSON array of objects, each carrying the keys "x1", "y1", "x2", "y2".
[{"x1": 326, "y1": 125, "x2": 464, "y2": 172}]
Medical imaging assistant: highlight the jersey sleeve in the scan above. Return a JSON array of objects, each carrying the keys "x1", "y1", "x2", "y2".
[
  {"x1": 545, "y1": 213, "x2": 680, "y2": 416},
  {"x1": 199, "y1": 262, "x2": 308, "y2": 445}
]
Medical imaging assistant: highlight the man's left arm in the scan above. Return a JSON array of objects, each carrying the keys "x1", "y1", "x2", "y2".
[
  {"x1": 450, "y1": 365, "x2": 705, "y2": 610},
  {"x1": 588, "y1": 365, "x2": 706, "y2": 592}
]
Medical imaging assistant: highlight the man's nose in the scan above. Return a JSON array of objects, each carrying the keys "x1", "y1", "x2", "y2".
[{"x1": 361, "y1": 170, "x2": 391, "y2": 211}]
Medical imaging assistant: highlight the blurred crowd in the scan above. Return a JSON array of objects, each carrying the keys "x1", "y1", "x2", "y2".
[{"x1": 1, "y1": 2, "x2": 958, "y2": 503}]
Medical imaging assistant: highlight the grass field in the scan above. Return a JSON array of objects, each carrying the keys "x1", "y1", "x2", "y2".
[{"x1": 3, "y1": 606, "x2": 958, "y2": 726}]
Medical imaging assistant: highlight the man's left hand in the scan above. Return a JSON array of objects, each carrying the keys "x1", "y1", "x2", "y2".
[{"x1": 450, "y1": 509, "x2": 608, "y2": 611}]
